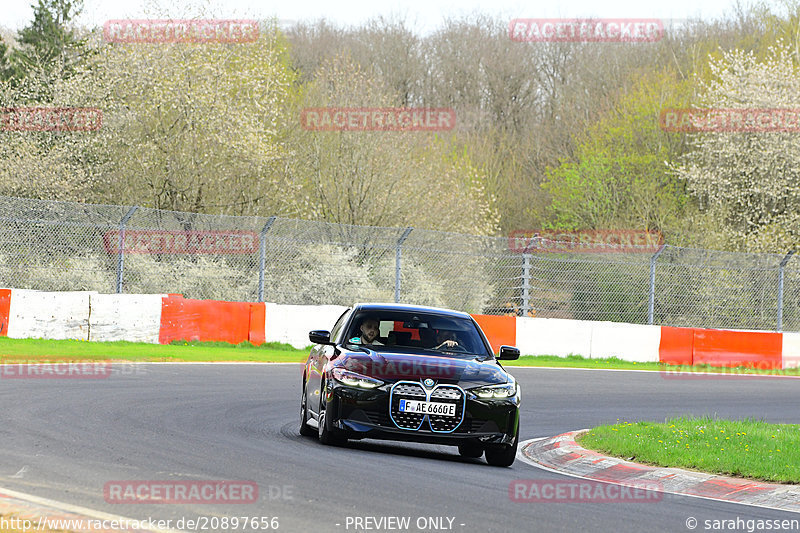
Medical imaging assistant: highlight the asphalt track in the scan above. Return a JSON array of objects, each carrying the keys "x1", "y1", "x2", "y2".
[{"x1": 1, "y1": 363, "x2": 800, "y2": 533}]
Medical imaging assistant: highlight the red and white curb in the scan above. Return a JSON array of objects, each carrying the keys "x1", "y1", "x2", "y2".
[
  {"x1": 518, "y1": 431, "x2": 800, "y2": 513},
  {"x1": 0, "y1": 485, "x2": 184, "y2": 533}
]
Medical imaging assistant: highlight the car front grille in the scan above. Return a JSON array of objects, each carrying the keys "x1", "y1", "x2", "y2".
[
  {"x1": 390, "y1": 381, "x2": 465, "y2": 433},
  {"x1": 428, "y1": 385, "x2": 465, "y2": 432},
  {"x1": 390, "y1": 382, "x2": 427, "y2": 429}
]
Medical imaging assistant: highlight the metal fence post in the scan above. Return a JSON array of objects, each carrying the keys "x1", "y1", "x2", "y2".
[
  {"x1": 115, "y1": 206, "x2": 139, "y2": 294},
  {"x1": 521, "y1": 253, "x2": 531, "y2": 316},
  {"x1": 648, "y1": 244, "x2": 667, "y2": 325},
  {"x1": 778, "y1": 250, "x2": 795, "y2": 331},
  {"x1": 258, "y1": 216, "x2": 277, "y2": 303},
  {"x1": 394, "y1": 227, "x2": 413, "y2": 303}
]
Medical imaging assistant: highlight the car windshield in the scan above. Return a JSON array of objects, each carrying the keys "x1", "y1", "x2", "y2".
[{"x1": 344, "y1": 310, "x2": 492, "y2": 358}]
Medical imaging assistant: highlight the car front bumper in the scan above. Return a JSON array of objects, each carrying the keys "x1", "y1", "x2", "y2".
[{"x1": 326, "y1": 381, "x2": 519, "y2": 446}]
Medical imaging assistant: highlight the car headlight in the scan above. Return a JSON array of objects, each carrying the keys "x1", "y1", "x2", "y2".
[
  {"x1": 471, "y1": 382, "x2": 518, "y2": 399},
  {"x1": 332, "y1": 368, "x2": 383, "y2": 389}
]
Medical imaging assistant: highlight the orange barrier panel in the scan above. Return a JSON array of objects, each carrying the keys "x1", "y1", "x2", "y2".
[
  {"x1": 0, "y1": 289, "x2": 10, "y2": 337},
  {"x1": 471, "y1": 314, "x2": 516, "y2": 354},
  {"x1": 693, "y1": 328, "x2": 782, "y2": 369},
  {"x1": 659, "y1": 326, "x2": 694, "y2": 365},
  {"x1": 248, "y1": 303, "x2": 266, "y2": 345},
  {"x1": 159, "y1": 296, "x2": 252, "y2": 345}
]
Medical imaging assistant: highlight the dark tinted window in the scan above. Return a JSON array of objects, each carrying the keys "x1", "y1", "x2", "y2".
[
  {"x1": 346, "y1": 310, "x2": 491, "y2": 357},
  {"x1": 330, "y1": 309, "x2": 351, "y2": 342}
]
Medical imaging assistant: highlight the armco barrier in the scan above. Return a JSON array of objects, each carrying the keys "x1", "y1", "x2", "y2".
[
  {"x1": 472, "y1": 314, "x2": 516, "y2": 354},
  {"x1": 89, "y1": 293, "x2": 163, "y2": 343},
  {"x1": 658, "y1": 326, "x2": 693, "y2": 366},
  {"x1": 0, "y1": 288, "x2": 10, "y2": 336},
  {"x1": 513, "y1": 317, "x2": 661, "y2": 362},
  {"x1": 782, "y1": 332, "x2": 800, "y2": 368},
  {"x1": 0, "y1": 288, "x2": 792, "y2": 369},
  {"x1": 515, "y1": 317, "x2": 593, "y2": 357},
  {"x1": 589, "y1": 322, "x2": 661, "y2": 363},
  {"x1": 7, "y1": 289, "x2": 94, "y2": 340},
  {"x1": 658, "y1": 326, "x2": 783, "y2": 369},
  {"x1": 159, "y1": 295, "x2": 264, "y2": 345},
  {"x1": 264, "y1": 303, "x2": 348, "y2": 349},
  {"x1": 693, "y1": 328, "x2": 782, "y2": 368}
]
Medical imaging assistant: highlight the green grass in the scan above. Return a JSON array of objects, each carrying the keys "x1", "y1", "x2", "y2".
[
  {"x1": 0, "y1": 339, "x2": 797, "y2": 376},
  {"x1": 578, "y1": 416, "x2": 800, "y2": 484},
  {"x1": 507, "y1": 355, "x2": 660, "y2": 370},
  {"x1": 506, "y1": 355, "x2": 800, "y2": 375},
  {"x1": 0, "y1": 337, "x2": 310, "y2": 363}
]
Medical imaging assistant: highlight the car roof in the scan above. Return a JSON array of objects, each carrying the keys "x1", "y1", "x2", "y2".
[{"x1": 352, "y1": 302, "x2": 473, "y2": 319}]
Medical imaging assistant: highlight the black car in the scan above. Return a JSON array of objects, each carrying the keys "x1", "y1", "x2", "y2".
[{"x1": 300, "y1": 303, "x2": 521, "y2": 467}]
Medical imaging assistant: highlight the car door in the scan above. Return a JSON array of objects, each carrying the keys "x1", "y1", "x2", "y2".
[{"x1": 306, "y1": 308, "x2": 351, "y2": 419}]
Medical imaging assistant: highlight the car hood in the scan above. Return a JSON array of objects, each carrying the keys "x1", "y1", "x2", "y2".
[{"x1": 336, "y1": 350, "x2": 509, "y2": 388}]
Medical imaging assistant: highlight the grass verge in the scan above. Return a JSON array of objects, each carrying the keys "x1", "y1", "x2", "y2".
[
  {"x1": 508, "y1": 355, "x2": 800, "y2": 375},
  {"x1": 0, "y1": 337, "x2": 310, "y2": 363},
  {"x1": 0, "y1": 339, "x2": 796, "y2": 376},
  {"x1": 577, "y1": 416, "x2": 800, "y2": 484}
]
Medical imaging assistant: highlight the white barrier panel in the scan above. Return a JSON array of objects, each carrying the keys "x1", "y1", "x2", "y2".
[
  {"x1": 515, "y1": 317, "x2": 593, "y2": 357},
  {"x1": 264, "y1": 303, "x2": 348, "y2": 349},
  {"x1": 8, "y1": 289, "x2": 94, "y2": 340},
  {"x1": 589, "y1": 322, "x2": 661, "y2": 362},
  {"x1": 782, "y1": 332, "x2": 800, "y2": 369},
  {"x1": 89, "y1": 293, "x2": 163, "y2": 343}
]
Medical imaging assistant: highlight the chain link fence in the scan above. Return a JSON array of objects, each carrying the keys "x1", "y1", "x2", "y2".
[{"x1": 0, "y1": 195, "x2": 797, "y2": 331}]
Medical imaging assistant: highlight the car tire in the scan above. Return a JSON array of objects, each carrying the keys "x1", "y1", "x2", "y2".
[
  {"x1": 318, "y1": 380, "x2": 346, "y2": 446},
  {"x1": 458, "y1": 442, "x2": 484, "y2": 458},
  {"x1": 299, "y1": 380, "x2": 316, "y2": 437},
  {"x1": 485, "y1": 427, "x2": 518, "y2": 467}
]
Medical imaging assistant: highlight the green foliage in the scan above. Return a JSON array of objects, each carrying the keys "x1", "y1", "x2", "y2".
[
  {"x1": 5, "y1": 4, "x2": 800, "y2": 254},
  {"x1": 3, "y1": 0, "x2": 88, "y2": 87},
  {"x1": 283, "y1": 55, "x2": 500, "y2": 235},
  {"x1": 0, "y1": 36, "x2": 16, "y2": 81},
  {"x1": 673, "y1": 43, "x2": 800, "y2": 251},
  {"x1": 542, "y1": 70, "x2": 693, "y2": 238}
]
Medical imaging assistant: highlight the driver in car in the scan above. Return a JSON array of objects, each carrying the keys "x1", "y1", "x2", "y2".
[
  {"x1": 433, "y1": 329, "x2": 460, "y2": 350},
  {"x1": 350, "y1": 317, "x2": 383, "y2": 346}
]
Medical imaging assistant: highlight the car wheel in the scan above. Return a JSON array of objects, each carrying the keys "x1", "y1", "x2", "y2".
[
  {"x1": 458, "y1": 442, "x2": 484, "y2": 458},
  {"x1": 299, "y1": 380, "x2": 316, "y2": 437},
  {"x1": 485, "y1": 427, "x2": 518, "y2": 467},
  {"x1": 318, "y1": 380, "x2": 345, "y2": 446}
]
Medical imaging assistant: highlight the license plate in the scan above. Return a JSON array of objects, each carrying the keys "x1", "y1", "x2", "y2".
[{"x1": 398, "y1": 399, "x2": 456, "y2": 417}]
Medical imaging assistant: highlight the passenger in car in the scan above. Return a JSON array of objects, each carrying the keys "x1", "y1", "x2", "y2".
[{"x1": 433, "y1": 330, "x2": 460, "y2": 350}]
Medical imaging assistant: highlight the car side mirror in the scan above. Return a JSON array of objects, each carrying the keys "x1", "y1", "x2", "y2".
[
  {"x1": 497, "y1": 345, "x2": 520, "y2": 360},
  {"x1": 309, "y1": 330, "x2": 334, "y2": 345}
]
